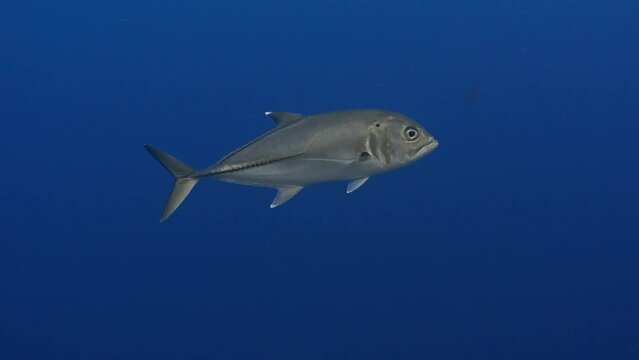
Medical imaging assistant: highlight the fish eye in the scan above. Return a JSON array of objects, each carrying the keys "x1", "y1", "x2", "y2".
[{"x1": 405, "y1": 127, "x2": 419, "y2": 141}]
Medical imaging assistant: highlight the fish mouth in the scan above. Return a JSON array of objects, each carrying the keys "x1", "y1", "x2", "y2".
[{"x1": 414, "y1": 138, "x2": 439, "y2": 158}]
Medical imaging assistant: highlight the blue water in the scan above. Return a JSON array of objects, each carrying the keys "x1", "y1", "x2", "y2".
[{"x1": 2, "y1": 1, "x2": 638, "y2": 359}]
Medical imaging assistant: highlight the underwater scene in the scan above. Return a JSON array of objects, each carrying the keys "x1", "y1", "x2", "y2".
[{"x1": 1, "y1": 0, "x2": 638, "y2": 359}]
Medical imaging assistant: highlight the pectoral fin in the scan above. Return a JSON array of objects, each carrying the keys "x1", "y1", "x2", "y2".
[
  {"x1": 346, "y1": 177, "x2": 369, "y2": 194},
  {"x1": 270, "y1": 186, "x2": 303, "y2": 208}
]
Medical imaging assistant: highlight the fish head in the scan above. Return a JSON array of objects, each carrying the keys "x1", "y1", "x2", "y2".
[{"x1": 365, "y1": 111, "x2": 438, "y2": 169}]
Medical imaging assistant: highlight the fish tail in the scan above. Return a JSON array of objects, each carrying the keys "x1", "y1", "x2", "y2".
[{"x1": 143, "y1": 144, "x2": 199, "y2": 222}]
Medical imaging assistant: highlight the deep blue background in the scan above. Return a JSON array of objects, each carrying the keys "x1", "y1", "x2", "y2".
[{"x1": 2, "y1": 0, "x2": 639, "y2": 359}]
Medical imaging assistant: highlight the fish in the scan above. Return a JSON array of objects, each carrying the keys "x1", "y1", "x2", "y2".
[
  {"x1": 465, "y1": 83, "x2": 480, "y2": 104},
  {"x1": 144, "y1": 109, "x2": 438, "y2": 221}
]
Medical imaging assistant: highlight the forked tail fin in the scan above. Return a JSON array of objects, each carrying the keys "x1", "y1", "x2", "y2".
[{"x1": 144, "y1": 144, "x2": 199, "y2": 222}]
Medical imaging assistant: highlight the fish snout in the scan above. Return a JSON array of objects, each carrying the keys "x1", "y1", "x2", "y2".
[
  {"x1": 413, "y1": 136, "x2": 438, "y2": 158},
  {"x1": 429, "y1": 137, "x2": 439, "y2": 150}
]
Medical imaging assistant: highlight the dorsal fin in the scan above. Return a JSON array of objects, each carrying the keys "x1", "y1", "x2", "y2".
[{"x1": 265, "y1": 111, "x2": 304, "y2": 126}]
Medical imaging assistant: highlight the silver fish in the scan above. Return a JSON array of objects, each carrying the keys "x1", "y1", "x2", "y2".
[{"x1": 145, "y1": 109, "x2": 438, "y2": 221}]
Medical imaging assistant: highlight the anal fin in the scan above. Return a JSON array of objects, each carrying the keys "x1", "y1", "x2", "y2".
[{"x1": 270, "y1": 186, "x2": 303, "y2": 208}]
